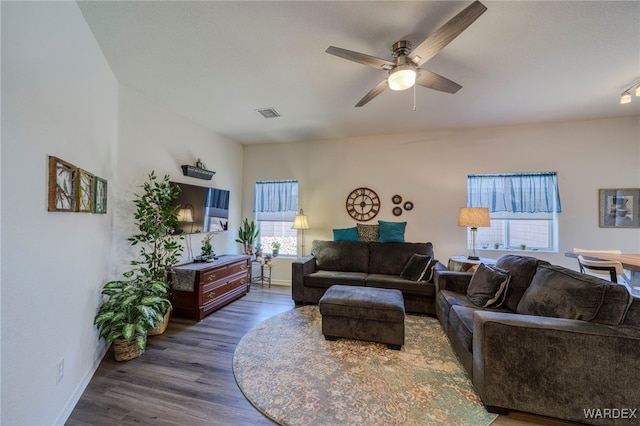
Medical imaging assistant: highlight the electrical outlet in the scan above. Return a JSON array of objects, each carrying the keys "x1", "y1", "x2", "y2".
[{"x1": 56, "y1": 359, "x2": 64, "y2": 384}]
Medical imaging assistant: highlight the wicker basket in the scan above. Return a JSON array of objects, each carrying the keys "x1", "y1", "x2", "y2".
[
  {"x1": 113, "y1": 338, "x2": 143, "y2": 362},
  {"x1": 147, "y1": 307, "x2": 171, "y2": 336}
]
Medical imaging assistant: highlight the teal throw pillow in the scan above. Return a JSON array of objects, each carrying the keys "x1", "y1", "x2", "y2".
[
  {"x1": 333, "y1": 227, "x2": 360, "y2": 242},
  {"x1": 378, "y1": 220, "x2": 406, "y2": 243}
]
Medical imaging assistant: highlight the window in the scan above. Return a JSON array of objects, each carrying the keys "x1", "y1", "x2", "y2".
[
  {"x1": 254, "y1": 180, "x2": 298, "y2": 256},
  {"x1": 467, "y1": 172, "x2": 562, "y2": 251}
]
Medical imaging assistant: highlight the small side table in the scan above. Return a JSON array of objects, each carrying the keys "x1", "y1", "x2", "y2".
[
  {"x1": 251, "y1": 261, "x2": 272, "y2": 288},
  {"x1": 448, "y1": 256, "x2": 497, "y2": 273}
]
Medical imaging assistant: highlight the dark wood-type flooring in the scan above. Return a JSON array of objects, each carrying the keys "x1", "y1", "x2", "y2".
[{"x1": 67, "y1": 284, "x2": 579, "y2": 426}]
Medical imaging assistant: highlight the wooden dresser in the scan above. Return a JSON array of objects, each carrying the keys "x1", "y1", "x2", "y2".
[{"x1": 170, "y1": 255, "x2": 251, "y2": 320}]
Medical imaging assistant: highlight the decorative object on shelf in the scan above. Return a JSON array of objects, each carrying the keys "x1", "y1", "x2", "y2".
[
  {"x1": 291, "y1": 209, "x2": 310, "y2": 256},
  {"x1": 458, "y1": 207, "x2": 491, "y2": 260},
  {"x1": 235, "y1": 218, "x2": 260, "y2": 254},
  {"x1": 93, "y1": 176, "x2": 107, "y2": 214},
  {"x1": 493, "y1": 242, "x2": 501, "y2": 250},
  {"x1": 403, "y1": 201, "x2": 414, "y2": 211},
  {"x1": 75, "y1": 168, "x2": 95, "y2": 213},
  {"x1": 599, "y1": 188, "x2": 640, "y2": 228},
  {"x1": 392, "y1": 194, "x2": 402, "y2": 205},
  {"x1": 393, "y1": 207, "x2": 403, "y2": 216},
  {"x1": 194, "y1": 233, "x2": 215, "y2": 262},
  {"x1": 181, "y1": 164, "x2": 215, "y2": 180},
  {"x1": 346, "y1": 187, "x2": 380, "y2": 221},
  {"x1": 519, "y1": 243, "x2": 527, "y2": 250},
  {"x1": 48, "y1": 156, "x2": 76, "y2": 212}
]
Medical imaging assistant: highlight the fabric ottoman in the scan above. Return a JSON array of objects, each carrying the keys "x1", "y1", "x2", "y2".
[{"x1": 318, "y1": 285, "x2": 405, "y2": 350}]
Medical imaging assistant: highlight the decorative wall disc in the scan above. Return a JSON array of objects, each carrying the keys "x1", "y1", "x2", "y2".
[
  {"x1": 346, "y1": 187, "x2": 380, "y2": 221},
  {"x1": 403, "y1": 201, "x2": 414, "y2": 211},
  {"x1": 392, "y1": 194, "x2": 402, "y2": 205},
  {"x1": 393, "y1": 207, "x2": 403, "y2": 216}
]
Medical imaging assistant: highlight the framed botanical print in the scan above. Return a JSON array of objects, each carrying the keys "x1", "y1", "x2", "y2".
[
  {"x1": 94, "y1": 177, "x2": 107, "y2": 214},
  {"x1": 599, "y1": 188, "x2": 640, "y2": 228},
  {"x1": 48, "y1": 156, "x2": 76, "y2": 212},
  {"x1": 75, "y1": 169, "x2": 95, "y2": 213}
]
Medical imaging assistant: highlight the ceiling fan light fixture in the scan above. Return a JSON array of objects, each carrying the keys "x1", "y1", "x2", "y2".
[
  {"x1": 635, "y1": 86, "x2": 640, "y2": 97},
  {"x1": 620, "y1": 91, "x2": 632, "y2": 104},
  {"x1": 388, "y1": 65, "x2": 416, "y2": 91}
]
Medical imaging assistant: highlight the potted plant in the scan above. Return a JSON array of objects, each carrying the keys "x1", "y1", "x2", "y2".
[
  {"x1": 235, "y1": 218, "x2": 259, "y2": 254},
  {"x1": 519, "y1": 243, "x2": 527, "y2": 250},
  {"x1": 493, "y1": 242, "x2": 501, "y2": 250},
  {"x1": 126, "y1": 171, "x2": 184, "y2": 335},
  {"x1": 198, "y1": 233, "x2": 214, "y2": 261},
  {"x1": 271, "y1": 241, "x2": 281, "y2": 257},
  {"x1": 94, "y1": 272, "x2": 171, "y2": 361},
  {"x1": 264, "y1": 253, "x2": 273, "y2": 266}
]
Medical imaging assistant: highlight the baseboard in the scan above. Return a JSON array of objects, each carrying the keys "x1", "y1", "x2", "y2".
[{"x1": 53, "y1": 343, "x2": 108, "y2": 425}]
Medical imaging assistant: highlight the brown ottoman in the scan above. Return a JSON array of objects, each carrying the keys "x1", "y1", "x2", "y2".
[{"x1": 318, "y1": 285, "x2": 405, "y2": 350}]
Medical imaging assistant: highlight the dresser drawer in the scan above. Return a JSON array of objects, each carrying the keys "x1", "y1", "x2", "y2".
[
  {"x1": 199, "y1": 260, "x2": 248, "y2": 285},
  {"x1": 201, "y1": 271, "x2": 249, "y2": 304}
]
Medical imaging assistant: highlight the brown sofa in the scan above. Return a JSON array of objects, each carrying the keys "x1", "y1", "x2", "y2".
[
  {"x1": 434, "y1": 254, "x2": 640, "y2": 425},
  {"x1": 292, "y1": 240, "x2": 445, "y2": 314}
]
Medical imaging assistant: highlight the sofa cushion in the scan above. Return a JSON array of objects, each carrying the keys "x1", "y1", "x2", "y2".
[
  {"x1": 378, "y1": 220, "x2": 406, "y2": 243},
  {"x1": 368, "y1": 242, "x2": 433, "y2": 275},
  {"x1": 496, "y1": 255, "x2": 550, "y2": 312},
  {"x1": 333, "y1": 227, "x2": 360, "y2": 242},
  {"x1": 357, "y1": 224, "x2": 379, "y2": 242},
  {"x1": 467, "y1": 263, "x2": 511, "y2": 308},
  {"x1": 366, "y1": 274, "x2": 435, "y2": 296},
  {"x1": 304, "y1": 270, "x2": 367, "y2": 288},
  {"x1": 516, "y1": 265, "x2": 607, "y2": 322},
  {"x1": 592, "y1": 282, "x2": 633, "y2": 325},
  {"x1": 312, "y1": 240, "x2": 369, "y2": 272},
  {"x1": 449, "y1": 305, "x2": 476, "y2": 353},
  {"x1": 400, "y1": 254, "x2": 437, "y2": 282}
]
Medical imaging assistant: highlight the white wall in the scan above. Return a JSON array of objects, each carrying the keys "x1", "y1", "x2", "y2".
[
  {"x1": 1, "y1": 2, "x2": 119, "y2": 425},
  {"x1": 114, "y1": 86, "x2": 244, "y2": 272},
  {"x1": 243, "y1": 116, "x2": 640, "y2": 282}
]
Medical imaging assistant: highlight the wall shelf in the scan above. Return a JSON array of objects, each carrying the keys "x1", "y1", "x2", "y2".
[{"x1": 181, "y1": 165, "x2": 215, "y2": 180}]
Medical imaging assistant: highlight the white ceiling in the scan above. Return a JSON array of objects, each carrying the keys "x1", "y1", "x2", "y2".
[{"x1": 78, "y1": 1, "x2": 640, "y2": 144}]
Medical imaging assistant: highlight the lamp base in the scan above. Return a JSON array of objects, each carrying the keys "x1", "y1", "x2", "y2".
[{"x1": 467, "y1": 255, "x2": 480, "y2": 261}]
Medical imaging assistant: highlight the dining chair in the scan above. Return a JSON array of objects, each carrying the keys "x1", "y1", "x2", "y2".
[
  {"x1": 573, "y1": 248, "x2": 621, "y2": 274},
  {"x1": 577, "y1": 255, "x2": 631, "y2": 285}
]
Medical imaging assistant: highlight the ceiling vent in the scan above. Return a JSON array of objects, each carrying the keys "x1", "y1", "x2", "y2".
[{"x1": 256, "y1": 108, "x2": 281, "y2": 118}]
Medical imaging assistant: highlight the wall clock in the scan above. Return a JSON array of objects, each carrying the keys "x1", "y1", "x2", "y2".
[{"x1": 346, "y1": 187, "x2": 380, "y2": 221}]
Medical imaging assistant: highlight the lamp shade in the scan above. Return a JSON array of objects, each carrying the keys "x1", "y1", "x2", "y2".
[
  {"x1": 458, "y1": 207, "x2": 490, "y2": 228},
  {"x1": 291, "y1": 209, "x2": 310, "y2": 230},
  {"x1": 177, "y1": 206, "x2": 194, "y2": 223},
  {"x1": 388, "y1": 65, "x2": 416, "y2": 91}
]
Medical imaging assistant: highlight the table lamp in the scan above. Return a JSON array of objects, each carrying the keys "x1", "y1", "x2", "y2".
[
  {"x1": 458, "y1": 207, "x2": 490, "y2": 260},
  {"x1": 291, "y1": 209, "x2": 310, "y2": 256}
]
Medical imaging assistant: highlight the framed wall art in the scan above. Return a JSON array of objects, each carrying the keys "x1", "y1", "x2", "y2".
[
  {"x1": 48, "y1": 156, "x2": 76, "y2": 212},
  {"x1": 94, "y1": 177, "x2": 107, "y2": 214},
  {"x1": 75, "y1": 169, "x2": 95, "y2": 213},
  {"x1": 599, "y1": 188, "x2": 640, "y2": 228}
]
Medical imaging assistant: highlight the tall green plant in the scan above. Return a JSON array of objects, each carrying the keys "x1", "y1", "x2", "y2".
[
  {"x1": 128, "y1": 172, "x2": 184, "y2": 283},
  {"x1": 235, "y1": 218, "x2": 259, "y2": 252}
]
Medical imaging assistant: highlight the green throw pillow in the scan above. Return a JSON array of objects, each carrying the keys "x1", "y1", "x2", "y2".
[
  {"x1": 378, "y1": 220, "x2": 406, "y2": 243},
  {"x1": 333, "y1": 227, "x2": 360, "y2": 242}
]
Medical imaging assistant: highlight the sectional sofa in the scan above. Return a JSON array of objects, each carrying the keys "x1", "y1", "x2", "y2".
[{"x1": 435, "y1": 254, "x2": 640, "y2": 425}]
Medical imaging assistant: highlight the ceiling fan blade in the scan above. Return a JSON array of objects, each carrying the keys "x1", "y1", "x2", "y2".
[
  {"x1": 409, "y1": 1, "x2": 487, "y2": 68},
  {"x1": 326, "y1": 46, "x2": 395, "y2": 70},
  {"x1": 415, "y1": 69, "x2": 462, "y2": 93},
  {"x1": 355, "y1": 79, "x2": 388, "y2": 107}
]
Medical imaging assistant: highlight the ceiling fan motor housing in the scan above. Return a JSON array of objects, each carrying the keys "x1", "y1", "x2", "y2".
[{"x1": 391, "y1": 40, "x2": 413, "y2": 57}]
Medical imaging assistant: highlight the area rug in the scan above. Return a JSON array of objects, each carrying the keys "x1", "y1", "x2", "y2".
[{"x1": 233, "y1": 306, "x2": 497, "y2": 426}]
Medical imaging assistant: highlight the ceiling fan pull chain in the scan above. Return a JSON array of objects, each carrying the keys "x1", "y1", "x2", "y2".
[{"x1": 413, "y1": 82, "x2": 417, "y2": 111}]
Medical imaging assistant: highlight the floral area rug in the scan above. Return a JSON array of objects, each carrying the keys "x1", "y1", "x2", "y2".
[{"x1": 233, "y1": 305, "x2": 497, "y2": 426}]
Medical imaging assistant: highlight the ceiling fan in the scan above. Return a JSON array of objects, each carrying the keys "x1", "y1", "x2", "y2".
[{"x1": 325, "y1": 1, "x2": 487, "y2": 107}]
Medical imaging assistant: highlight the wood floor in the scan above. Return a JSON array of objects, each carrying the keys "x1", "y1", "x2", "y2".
[{"x1": 67, "y1": 284, "x2": 580, "y2": 426}]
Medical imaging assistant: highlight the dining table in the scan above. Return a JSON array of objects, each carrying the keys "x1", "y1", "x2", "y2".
[{"x1": 564, "y1": 251, "x2": 640, "y2": 286}]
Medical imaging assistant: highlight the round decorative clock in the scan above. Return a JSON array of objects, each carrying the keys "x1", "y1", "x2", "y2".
[{"x1": 346, "y1": 187, "x2": 381, "y2": 222}]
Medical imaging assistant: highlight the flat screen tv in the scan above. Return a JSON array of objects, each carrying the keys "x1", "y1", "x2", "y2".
[{"x1": 170, "y1": 181, "x2": 230, "y2": 234}]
